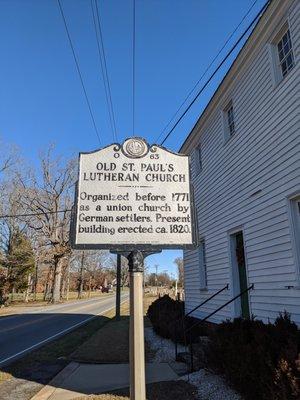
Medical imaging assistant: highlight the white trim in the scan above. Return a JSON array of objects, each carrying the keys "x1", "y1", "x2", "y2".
[
  {"x1": 222, "y1": 99, "x2": 236, "y2": 142},
  {"x1": 227, "y1": 227, "x2": 251, "y2": 318},
  {"x1": 268, "y1": 19, "x2": 295, "y2": 87},
  {"x1": 287, "y1": 190, "x2": 300, "y2": 284}
]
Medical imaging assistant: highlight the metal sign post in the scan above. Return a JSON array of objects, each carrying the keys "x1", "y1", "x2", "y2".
[
  {"x1": 116, "y1": 254, "x2": 121, "y2": 320},
  {"x1": 128, "y1": 251, "x2": 146, "y2": 400},
  {"x1": 71, "y1": 137, "x2": 198, "y2": 400}
]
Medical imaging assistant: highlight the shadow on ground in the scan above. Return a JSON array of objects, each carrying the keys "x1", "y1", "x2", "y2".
[
  {"x1": 0, "y1": 296, "x2": 197, "y2": 400},
  {"x1": 0, "y1": 313, "x2": 111, "y2": 400},
  {"x1": 75, "y1": 381, "x2": 198, "y2": 400},
  {"x1": 0, "y1": 313, "x2": 161, "y2": 400}
]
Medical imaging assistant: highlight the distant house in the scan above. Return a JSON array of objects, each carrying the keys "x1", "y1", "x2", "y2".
[{"x1": 181, "y1": 0, "x2": 300, "y2": 325}]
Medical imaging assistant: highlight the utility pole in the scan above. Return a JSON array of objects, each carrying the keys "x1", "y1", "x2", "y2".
[
  {"x1": 34, "y1": 260, "x2": 38, "y2": 301},
  {"x1": 78, "y1": 251, "x2": 85, "y2": 299},
  {"x1": 66, "y1": 261, "x2": 70, "y2": 301},
  {"x1": 116, "y1": 254, "x2": 121, "y2": 320}
]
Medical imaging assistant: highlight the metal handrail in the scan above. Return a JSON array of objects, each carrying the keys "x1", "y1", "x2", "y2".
[
  {"x1": 173, "y1": 284, "x2": 229, "y2": 361},
  {"x1": 185, "y1": 283, "x2": 254, "y2": 334},
  {"x1": 185, "y1": 284, "x2": 229, "y2": 318},
  {"x1": 186, "y1": 283, "x2": 254, "y2": 372}
]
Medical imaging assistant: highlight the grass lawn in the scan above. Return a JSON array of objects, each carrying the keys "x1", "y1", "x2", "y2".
[
  {"x1": 3, "y1": 290, "x2": 113, "y2": 306},
  {"x1": 76, "y1": 380, "x2": 198, "y2": 400},
  {"x1": 0, "y1": 313, "x2": 111, "y2": 384},
  {"x1": 0, "y1": 301, "x2": 125, "y2": 400},
  {"x1": 0, "y1": 294, "x2": 162, "y2": 400},
  {"x1": 71, "y1": 295, "x2": 156, "y2": 363},
  {"x1": 0, "y1": 292, "x2": 115, "y2": 317}
]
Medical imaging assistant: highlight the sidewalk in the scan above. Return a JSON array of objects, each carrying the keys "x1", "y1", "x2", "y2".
[
  {"x1": 27, "y1": 296, "x2": 198, "y2": 400},
  {"x1": 29, "y1": 296, "x2": 196, "y2": 400},
  {"x1": 31, "y1": 361, "x2": 179, "y2": 400}
]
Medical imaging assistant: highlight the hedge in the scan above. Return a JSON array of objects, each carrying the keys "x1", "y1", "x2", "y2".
[
  {"x1": 147, "y1": 295, "x2": 209, "y2": 344},
  {"x1": 206, "y1": 313, "x2": 300, "y2": 400},
  {"x1": 147, "y1": 296, "x2": 300, "y2": 400}
]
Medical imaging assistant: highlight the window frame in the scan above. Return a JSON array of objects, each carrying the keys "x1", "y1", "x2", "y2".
[
  {"x1": 277, "y1": 29, "x2": 294, "y2": 78},
  {"x1": 269, "y1": 21, "x2": 295, "y2": 86},
  {"x1": 195, "y1": 144, "x2": 202, "y2": 175},
  {"x1": 222, "y1": 100, "x2": 236, "y2": 142},
  {"x1": 198, "y1": 239, "x2": 208, "y2": 290},
  {"x1": 287, "y1": 192, "x2": 300, "y2": 286}
]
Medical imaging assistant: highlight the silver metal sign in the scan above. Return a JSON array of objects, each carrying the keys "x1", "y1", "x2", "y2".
[{"x1": 71, "y1": 137, "x2": 198, "y2": 251}]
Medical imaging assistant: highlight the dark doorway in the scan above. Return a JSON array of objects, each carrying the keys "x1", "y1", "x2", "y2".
[{"x1": 231, "y1": 231, "x2": 250, "y2": 319}]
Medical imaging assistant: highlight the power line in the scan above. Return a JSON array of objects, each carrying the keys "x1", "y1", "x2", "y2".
[
  {"x1": 0, "y1": 209, "x2": 72, "y2": 219},
  {"x1": 95, "y1": 0, "x2": 118, "y2": 142},
  {"x1": 132, "y1": 0, "x2": 136, "y2": 137},
  {"x1": 155, "y1": 0, "x2": 258, "y2": 143},
  {"x1": 57, "y1": 0, "x2": 102, "y2": 146},
  {"x1": 91, "y1": 0, "x2": 118, "y2": 142},
  {"x1": 160, "y1": 0, "x2": 270, "y2": 146}
]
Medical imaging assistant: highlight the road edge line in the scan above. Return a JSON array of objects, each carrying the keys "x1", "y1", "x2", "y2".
[{"x1": 0, "y1": 298, "x2": 128, "y2": 367}]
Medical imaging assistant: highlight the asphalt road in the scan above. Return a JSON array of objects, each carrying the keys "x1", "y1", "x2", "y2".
[{"x1": 0, "y1": 294, "x2": 128, "y2": 367}]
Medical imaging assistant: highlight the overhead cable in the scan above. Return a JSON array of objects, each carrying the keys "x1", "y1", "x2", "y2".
[
  {"x1": 132, "y1": 0, "x2": 136, "y2": 136},
  {"x1": 160, "y1": 0, "x2": 270, "y2": 146},
  {"x1": 91, "y1": 0, "x2": 118, "y2": 142},
  {"x1": 57, "y1": 0, "x2": 102, "y2": 145},
  {"x1": 155, "y1": 0, "x2": 258, "y2": 143},
  {"x1": 0, "y1": 209, "x2": 72, "y2": 219}
]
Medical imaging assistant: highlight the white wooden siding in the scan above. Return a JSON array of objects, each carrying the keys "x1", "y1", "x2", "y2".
[{"x1": 183, "y1": 0, "x2": 300, "y2": 325}]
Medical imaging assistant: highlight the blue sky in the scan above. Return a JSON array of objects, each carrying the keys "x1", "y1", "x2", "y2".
[{"x1": 0, "y1": 0, "x2": 268, "y2": 277}]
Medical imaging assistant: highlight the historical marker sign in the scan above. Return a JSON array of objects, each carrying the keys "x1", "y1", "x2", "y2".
[{"x1": 71, "y1": 137, "x2": 197, "y2": 251}]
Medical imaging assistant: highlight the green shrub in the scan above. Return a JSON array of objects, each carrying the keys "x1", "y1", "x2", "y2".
[
  {"x1": 206, "y1": 312, "x2": 300, "y2": 400},
  {"x1": 147, "y1": 295, "x2": 208, "y2": 344}
]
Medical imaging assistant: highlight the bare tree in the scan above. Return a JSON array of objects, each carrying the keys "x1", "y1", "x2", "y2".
[
  {"x1": 109, "y1": 255, "x2": 129, "y2": 288},
  {"x1": 147, "y1": 271, "x2": 171, "y2": 287},
  {"x1": 17, "y1": 145, "x2": 76, "y2": 302},
  {"x1": 70, "y1": 249, "x2": 113, "y2": 296},
  {"x1": 174, "y1": 257, "x2": 184, "y2": 288},
  {"x1": 0, "y1": 140, "x2": 19, "y2": 177}
]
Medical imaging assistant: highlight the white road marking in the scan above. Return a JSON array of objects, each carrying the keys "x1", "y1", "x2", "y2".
[
  {"x1": 0, "y1": 297, "x2": 128, "y2": 367},
  {"x1": 0, "y1": 295, "x2": 115, "y2": 320}
]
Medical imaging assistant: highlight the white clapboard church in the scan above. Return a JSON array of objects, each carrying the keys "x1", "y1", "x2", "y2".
[{"x1": 181, "y1": 0, "x2": 300, "y2": 325}]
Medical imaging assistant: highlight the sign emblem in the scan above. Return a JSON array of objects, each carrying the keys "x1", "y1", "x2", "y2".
[{"x1": 123, "y1": 138, "x2": 148, "y2": 158}]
